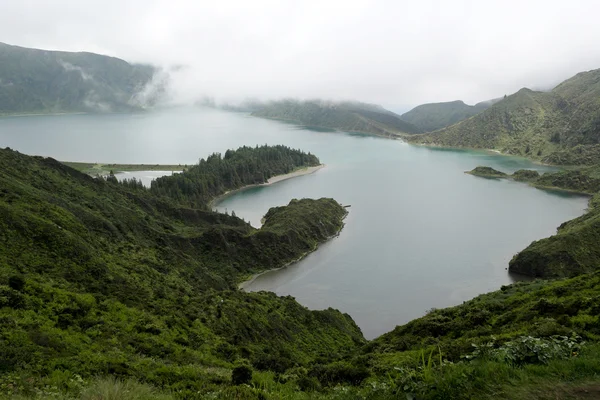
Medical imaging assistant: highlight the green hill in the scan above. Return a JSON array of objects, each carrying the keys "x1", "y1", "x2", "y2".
[
  {"x1": 406, "y1": 69, "x2": 600, "y2": 165},
  {"x1": 0, "y1": 42, "x2": 159, "y2": 114},
  {"x1": 400, "y1": 99, "x2": 491, "y2": 132},
  {"x1": 251, "y1": 99, "x2": 422, "y2": 137}
]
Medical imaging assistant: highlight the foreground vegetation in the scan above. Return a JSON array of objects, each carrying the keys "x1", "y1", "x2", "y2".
[
  {"x1": 3, "y1": 142, "x2": 600, "y2": 398},
  {"x1": 0, "y1": 146, "x2": 363, "y2": 399}
]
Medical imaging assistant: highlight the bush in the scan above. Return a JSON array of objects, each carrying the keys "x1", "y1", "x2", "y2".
[
  {"x1": 8, "y1": 275, "x2": 25, "y2": 291},
  {"x1": 309, "y1": 361, "x2": 370, "y2": 386},
  {"x1": 231, "y1": 365, "x2": 253, "y2": 385}
]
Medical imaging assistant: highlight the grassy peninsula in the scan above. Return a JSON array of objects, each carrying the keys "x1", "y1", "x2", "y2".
[
  {"x1": 60, "y1": 162, "x2": 189, "y2": 176},
  {"x1": 250, "y1": 99, "x2": 421, "y2": 137},
  {"x1": 465, "y1": 166, "x2": 508, "y2": 178}
]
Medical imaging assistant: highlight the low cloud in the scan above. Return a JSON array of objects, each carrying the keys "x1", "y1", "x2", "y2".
[{"x1": 2, "y1": 0, "x2": 600, "y2": 111}]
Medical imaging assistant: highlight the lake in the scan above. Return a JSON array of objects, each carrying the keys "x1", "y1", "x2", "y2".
[{"x1": 0, "y1": 107, "x2": 589, "y2": 339}]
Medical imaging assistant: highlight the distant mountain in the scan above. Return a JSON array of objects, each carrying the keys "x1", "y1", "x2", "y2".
[
  {"x1": 251, "y1": 99, "x2": 422, "y2": 137},
  {"x1": 400, "y1": 99, "x2": 497, "y2": 132},
  {"x1": 0, "y1": 42, "x2": 162, "y2": 114},
  {"x1": 406, "y1": 69, "x2": 600, "y2": 165}
]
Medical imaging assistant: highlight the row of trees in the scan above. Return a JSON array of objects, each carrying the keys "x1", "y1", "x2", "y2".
[{"x1": 149, "y1": 145, "x2": 320, "y2": 208}]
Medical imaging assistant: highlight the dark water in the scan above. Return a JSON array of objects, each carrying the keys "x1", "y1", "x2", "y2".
[{"x1": 0, "y1": 108, "x2": 589, "y2": 339}]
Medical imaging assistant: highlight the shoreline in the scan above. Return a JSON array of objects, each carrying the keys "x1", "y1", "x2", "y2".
[
  {"x1": 249, "y1": 115, "x2": 404, "y2": 140},
  {"x1": 404, "y1": 141, "x2": 566, "y2": 168},
  {"x1": 209, "y1": 164, "x2": 325, "y2": 209},
  {"x1": 238, "y1": 210, "x2": 348, "y2": 290}
]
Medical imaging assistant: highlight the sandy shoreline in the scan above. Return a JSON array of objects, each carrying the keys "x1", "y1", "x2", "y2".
[{"x1": 209, "y1": 164, "x2": 325, "y2": 209}]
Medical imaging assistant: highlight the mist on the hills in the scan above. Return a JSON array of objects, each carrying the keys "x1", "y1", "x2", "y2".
[{"x1": 2, "y1": 0, "x2": 600, "y2": 110}]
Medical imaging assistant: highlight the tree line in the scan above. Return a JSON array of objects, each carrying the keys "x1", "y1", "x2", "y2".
[{"x1": 148, "y1": 145, "x2": 320, "y2": 208}]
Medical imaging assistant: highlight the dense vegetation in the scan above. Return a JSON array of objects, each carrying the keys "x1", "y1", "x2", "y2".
[
  {"x1": 251, "y1": 99, "x2": 421, "y2": 137},
  {"x1": 2, "y1": 141, "x2": 600, "y2": 398},
  {"x1": 0, "y1": 146, "x2": 365, "y2": 399},
  {"x1": 406, "y1": 69, "x2": 600, "y2": 165},
  {"x1": 150, "y1": 145, "x2": 320, "y2": 209},
  {"x1": 0, "y1": 42, "x2": 160, "y2": 114},
  {"x1": 400, "y1": 99, "x2": 494, "y2": 132}
]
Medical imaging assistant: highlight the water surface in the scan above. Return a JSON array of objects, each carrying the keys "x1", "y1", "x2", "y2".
[{"x1": 0, "y1": 108, "x2": 589, "y2": 339}]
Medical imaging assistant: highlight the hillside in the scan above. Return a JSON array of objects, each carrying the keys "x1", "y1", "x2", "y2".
[
  {"x1": 2, "y1": 146, "x2": 600, "y2": 398},
  {"x1": 400, "y1": 99, "x2": 490, "y2": 132},
  {"x1": 251, "y1": 99, "x2": 421, "y2": 137},
  {"x1": 0, "y1": 42, "x2": 160, "y2": 114},
  {"x1": 406, "y1": 69, "x2": 600, "y2": 165},
  {"x1": 0, "y1": 146, "x2": 365, "y2": 398}
]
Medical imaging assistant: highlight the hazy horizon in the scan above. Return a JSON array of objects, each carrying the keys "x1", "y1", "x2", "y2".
[{"x1": 2, "y1": 0, "x2": 600, "y2": 112}]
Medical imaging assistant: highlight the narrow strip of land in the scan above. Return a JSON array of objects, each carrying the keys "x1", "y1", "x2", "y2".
[{"x1": 60, "y1": 161, "x2": 188, "y2": 175}]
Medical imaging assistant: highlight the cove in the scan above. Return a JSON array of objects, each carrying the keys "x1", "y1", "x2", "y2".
[{"x1": 0, "y1": 107, "x2": 590, "y2": 339}]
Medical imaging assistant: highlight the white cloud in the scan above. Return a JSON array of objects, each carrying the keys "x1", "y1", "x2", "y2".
[{"x1": 1, "y1": 0, "x2": 600, "y2": 110}]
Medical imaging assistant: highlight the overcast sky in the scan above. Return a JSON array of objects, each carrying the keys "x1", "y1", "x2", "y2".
[{"x1": 2, "y1": 0, "x2": 600, "y2": 112}]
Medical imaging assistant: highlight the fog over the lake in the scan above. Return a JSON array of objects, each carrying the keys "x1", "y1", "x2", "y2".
[{"x1": 2, "y1": 0, "x2": 600, "y2": 111}]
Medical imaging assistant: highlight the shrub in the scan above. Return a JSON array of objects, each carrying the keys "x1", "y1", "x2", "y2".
[{"x1": 231, "y1": 365, "x2": 253, "y2": 385}]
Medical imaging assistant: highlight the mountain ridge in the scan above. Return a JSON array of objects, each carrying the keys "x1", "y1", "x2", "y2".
[
  {"x1": 400, "y1": 99, "x2": 494, "y2": 132},
  {"x1": 405, "y1": 68, "x2": 600, "y2": 165},
  {"x1": 250, "y1": 99, "x2": 422, "y2": 137},
  {"x1": 0, "y1": 42, "x2": 162, "y2": 114}
]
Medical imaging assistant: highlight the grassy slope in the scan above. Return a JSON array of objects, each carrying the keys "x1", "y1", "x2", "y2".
[
  {"x1": 406, "y1": 69, "x2": 600, "y2": 165},
  {"x1": 251, "y1": 100, "x2": 421, "y2": 137},
  {"x1": 0, "y1": 147, "x2": 364, "y2": 399},
  {"x1": 0, "y1": 42, "x2": 156, "y2": 114},
  {"x1": 400, "y1": 100, "x2": 490, "y2": 132}
]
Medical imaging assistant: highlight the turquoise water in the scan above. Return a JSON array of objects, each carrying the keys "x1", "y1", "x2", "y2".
[{"x1": 0, "y1": 107, "x2": 589, "y2": 339}]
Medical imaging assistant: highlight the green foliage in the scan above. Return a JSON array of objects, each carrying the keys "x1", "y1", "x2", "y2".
[
  {"x1": 151, "y1": 145, "x2": 320, "y2": 208},
  {"x1": 79, "y1": 377, "x2": 174, "y2": 400},
  {"x1": 251, "y1": 99, "x2": 421, "y2": 137},
  {"x1": 401, "y1": 99, "x2": 492, "y2": 132},
  {"x1": 466, "y1": 334, "x2": 584, "y2": 365},
  {"x1": 232, "y1": 364, "x2": 253, "y2": 385},
  {"x1": 0, "y1": 146, "x2": 362, "y2": 398},
  {"x1": 512, "y1": 169, "x2": 541, "y2": 181},
  {"x1": 0, "y1": 42, "x2": 157, "y2": 114}
]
